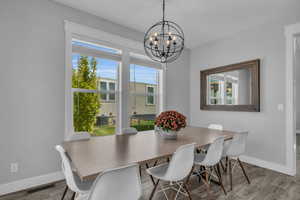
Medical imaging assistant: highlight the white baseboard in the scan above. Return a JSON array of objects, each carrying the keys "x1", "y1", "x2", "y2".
[
  {"x1": 0, "y1": 171, "x2": 64, "y2": 196},
  {"x1": 240, "y1": 155, "x2": 294, "y2": 176}
]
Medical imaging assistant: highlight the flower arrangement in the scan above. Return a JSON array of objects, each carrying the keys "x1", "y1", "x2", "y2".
[{"x1": 155, "y1": 110, "x2": 187, "y2": 132}]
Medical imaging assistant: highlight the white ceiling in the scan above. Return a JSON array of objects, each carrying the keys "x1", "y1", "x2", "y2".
[{"x1": 53, "y1": 0, "x2": 299, "y2": 48}]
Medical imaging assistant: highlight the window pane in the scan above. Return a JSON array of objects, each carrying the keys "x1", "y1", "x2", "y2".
[
  {"x1": 129, "y1": 64, "x2": 159, "y2": 132},
  {"x1": 226, "y1": 82, "x2": 233, "y2": 97},
  {"x1": 109, "y1": 82, "x2": 115, "y2": 91},
  {"x1": 72, "y1": 54, "x2": 98, "y2": 90},
  {"x1": 96, "y1": 58, "x2": 118, "y2": 136},
  {"x1": 147, "y1": 86, "x2": 154, "y2": 94},
  {"x1": 73, "y1": 92, "x2": 101, "y2": 132},
  {"x1": 109, "y1": 93, "x2": 115, "y2": 101},
  {"x1": 72, "y1": 40, "x2": 121, "y2": 54},
  {"x1": 100, "y1": 93, "x2": 107, "y2": 101},
  {"x1": 147, "y1": 95, "x2": 154, "y2": 105},
  {"x1": 207, "y1": 74, "x2": 224, "y2": 105},
  {"x1": 72, "y1": 40, "x2": 119, "y2": 136},
  {"x1": 100, "y1": 81, "x2": 107, "y2": 91}
]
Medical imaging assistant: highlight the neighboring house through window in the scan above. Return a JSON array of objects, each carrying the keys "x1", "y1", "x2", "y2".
[
  {"x1": 146, "y1": 85, "x2": 155, "y2": 105},
  {"x1": 99, "y1": 80, "x2": 116, "y2": 102}
]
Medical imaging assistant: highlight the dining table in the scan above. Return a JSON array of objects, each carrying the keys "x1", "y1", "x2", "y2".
[{"x1": 63, "y1": 126, "x2": 235, "y2": 181}]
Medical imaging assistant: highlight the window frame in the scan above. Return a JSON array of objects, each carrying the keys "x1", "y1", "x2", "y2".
[{"x1": 65, "y1": 21, "x2": 165, "y2": 139}]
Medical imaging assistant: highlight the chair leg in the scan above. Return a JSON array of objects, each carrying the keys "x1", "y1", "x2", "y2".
[
  {"x1": 149, "y1": 179, "x2": 160, "y2": 200},
  {"x1": 183, "y1": 183, "x2": 192, "y2": 200},
  {"x1": 220, "y1": 160, "x2": 226, "y2": 172},
  {"x1": 146, "y1": 163, "x2": 156, "y2": 185},
  {"x1": 225, "y1": 156, "x2": 229, "y2": 173},
  {"x1": 71, "y1": 192, "x2": 76, "y2": 200},
  {"x1": 139, "y1": 165, "x2": 142, "y2": 177},
  {"x1": 185, "y1": 166, "x2": 195, "y2": 186},
  {"x1": 229, "y1": 159, "x2": 233, "y2": 191},
  {"x1": 237, "y1": 158, "x2": 250, "y2": 184},
  {"x1": 215, "y1": 164, "x2": 227, "y2": 195},
  {"x1": 61, "y1": 186, "x2": 68, "y2": 200},
  {"x1": 205, "y1": 167, "x2": 211, "y2": 195}
]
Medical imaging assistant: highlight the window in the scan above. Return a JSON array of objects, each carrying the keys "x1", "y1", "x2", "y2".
[
  {"x1": 65, "y1": 21, "x2": 164, "y2": 138},
  {"x1": 99, "y1": 81, "x2": 116, "y2": 102},
  {"x1": 72, "y1": 39, "x2": 119, "y2": 136},
  {"x1": 129, "y1": 64, "x2": 160, "y2": 132},
  {"x1": 146, "y1": 86, "x2": 155, "y2": 105}
]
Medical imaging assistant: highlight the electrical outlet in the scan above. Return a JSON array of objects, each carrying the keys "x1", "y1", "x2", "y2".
[{"x1": 10, "y1": 163, "x2": 18, "y2": 173}]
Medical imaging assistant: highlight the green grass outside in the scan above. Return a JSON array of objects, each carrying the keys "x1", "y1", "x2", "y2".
[
  {"x1": 91, "y1": 125, "x2": 115, "y2": 136},
  {"x1": 91, "y1": 120, "x2": 155, "y2": 136}
]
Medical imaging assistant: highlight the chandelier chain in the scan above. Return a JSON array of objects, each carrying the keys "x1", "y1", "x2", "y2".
[{"x1": 162, "y1": 0, "x2": 165, "y2": 22}]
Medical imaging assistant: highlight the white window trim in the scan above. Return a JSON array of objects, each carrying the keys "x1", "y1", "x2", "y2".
[{"x1": 65, "y1": 21, "x2": 165, "y2": 139}]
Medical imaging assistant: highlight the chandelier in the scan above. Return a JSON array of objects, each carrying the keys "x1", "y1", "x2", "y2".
[{"x1": 144, "y1": 0, "x2": 184, "y2": 63}]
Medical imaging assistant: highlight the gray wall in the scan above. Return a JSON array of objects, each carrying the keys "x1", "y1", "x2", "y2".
[
  {"x1": 166, "y1": 50, "x2": 190, "y2": 118},
  {"x1": 190, "y1": 17, "x2": 300, "y2": 165},
  {"x1": 296, "y1": 38, "x2": 300, "y2": 130},
  {"x1": 0, "y1": 0, "x2": 190, "y2": 185}
]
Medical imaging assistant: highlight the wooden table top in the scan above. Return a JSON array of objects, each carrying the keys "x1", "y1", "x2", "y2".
[{"x1": 63, "y1": 126, "x2": 235, "y2": 180}]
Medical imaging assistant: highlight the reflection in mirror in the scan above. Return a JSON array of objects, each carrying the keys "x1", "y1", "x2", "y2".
[{"x1": 207, "y1": 69, "x2": 251, "y2": 105}]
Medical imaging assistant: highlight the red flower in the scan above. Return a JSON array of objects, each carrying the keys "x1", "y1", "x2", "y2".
[{"x1": 155, "y1": 110, "x2": 186, "y2": 132}]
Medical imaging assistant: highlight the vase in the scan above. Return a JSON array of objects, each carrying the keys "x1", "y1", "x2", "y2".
[{"x1": 159, "y1": 129, "x2": 178, "y2": 140}]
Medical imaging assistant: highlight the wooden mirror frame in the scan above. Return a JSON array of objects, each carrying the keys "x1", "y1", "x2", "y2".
[{"x1": 200, "y1": 59, "x2": 260, "y2": 112}]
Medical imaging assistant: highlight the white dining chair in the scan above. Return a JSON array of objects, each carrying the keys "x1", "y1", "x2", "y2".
[
  {"x1": 208, "y1": 124, "x2": 223, "y2": 131},
  {"x1": 193, "y1": 136, "x2": 227, "y2": 195},
  {"x1": 61, "y1": 132, "x2": 91, "y2": 199},
  {"x1": 55, "y1": 145, "x2": 94, "y2": 200},
  {"x1": 122, "y1": 127, "x2": 138, "y2": 135},
  {"x1": 78, "y1": 164, "x2": 142, "y2": 200},
  {"x1": 222, "y1": 131, "x2": 250, "y2": 190},
  {"x1": 146, "y1": 143, "x2": 196, "y2": 200},
  {"x1": 65, "y1": 132, "x2": 91, "y2": 142},
  {"x1": 200, "y1": 124, "x2": 224, "y2": 153},
  {"x1": 121, "y1": 127, "x2": 158, "y2": 185}
]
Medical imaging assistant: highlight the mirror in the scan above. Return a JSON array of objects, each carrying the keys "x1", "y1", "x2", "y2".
[{"x1": 200, "y1": 59, "x2": 260, "y2": 112}]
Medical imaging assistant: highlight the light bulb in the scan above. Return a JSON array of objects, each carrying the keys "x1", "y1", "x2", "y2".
[
  {"x1": 172, "y1": 36, "x2": 176, "y2": 40},
  {"x1": 154, "y1": 32, "x2": 158, "y2": 37},
  {"x1": 154, "y1": 41, "x2": 158, "y2": 45},
  {"x1": 149, "y1": 37, "x2": 153, "y2": 41}
]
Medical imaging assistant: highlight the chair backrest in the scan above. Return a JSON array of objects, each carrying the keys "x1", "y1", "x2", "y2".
[
  {"x1": 164, "y1": 143, "x2": 195, "y2": 182},
  {"x1": 202, "y1": 136, "x2": 224, "y2": 166},
  {"x1": 208, "y1": 124, "x2": 223, "y2": 131},
  {"x1": 55, "y1": 145, "x2": 80, "y2": 193},
  {"x1": 87, "y1": 164, "x2": 142, "y2": 200},
  {"x1": 65, "y1": 132, "x2": 91, "y2": 142},
  {"x1": 122, "y1": 127, "x2": 138, "y2": 135},
  {"x1": 226, "y1": 131, "x2": 248, "y2": 157}
]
